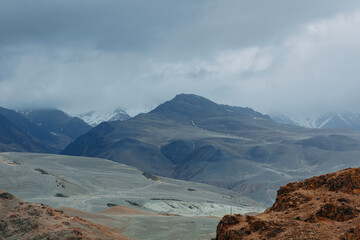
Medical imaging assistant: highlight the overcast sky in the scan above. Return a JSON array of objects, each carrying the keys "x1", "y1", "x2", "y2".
[{"x1": 1, "y1": 0, "x2": 360, "y2": 117}]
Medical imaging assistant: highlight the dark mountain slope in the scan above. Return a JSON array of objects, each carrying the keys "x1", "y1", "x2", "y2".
[
  {"x1": 0, "y1": 113, "x2": 56, "y2": 152},
  {"x1": 62, "y1": 94, "x2": 360, "y2": 205},
  {"x1": 0, "y1": 107, "x2": 55, "y2": 143},
  {"x1": 62, "y1": 115, "x2": 176, "y2": 176},
  {"x1": 0, "y1": 106, "x2": 75, "y2": 153},
  {"x1": 20, "y1": 108, "x2": 92, "y2": 140},
  {"x1": 152, "y1": 94, "x2": 269, "y2": 121}
]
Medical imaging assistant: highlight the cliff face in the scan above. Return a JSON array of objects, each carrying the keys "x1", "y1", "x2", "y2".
[
  {"x1": 216, "y1": 168, "x2": 360, "y2": 240},
  {"x1": 0, "y1": 190, "x2": 126, "y2": 240}
]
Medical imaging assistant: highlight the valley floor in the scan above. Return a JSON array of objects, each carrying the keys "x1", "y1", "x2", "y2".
[
  {"x1": 61, "y1": 206, "x2": 220, "y2": 240},
  {"x1": 0, "y1": 152, "x2": 265, "y2": 239}
]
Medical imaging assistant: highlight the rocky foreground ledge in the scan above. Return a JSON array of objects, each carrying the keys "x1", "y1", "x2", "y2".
[
  {"x1": 216, "y1": 168, "x2": 360, "y2": 239},
  {"x1": 0, "y1": 190, "x2": 126, "y2": 240}
]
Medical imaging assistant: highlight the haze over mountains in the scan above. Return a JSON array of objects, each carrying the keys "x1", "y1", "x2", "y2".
[{"x1": 62, "y1": 94, "x2": 360, "y2": 205}]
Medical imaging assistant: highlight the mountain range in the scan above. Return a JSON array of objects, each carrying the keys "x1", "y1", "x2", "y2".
[
  {"x1": 271, "y1": 112, "x2": 360, "y2": 131},
  {"x1": 2, "y1": 93, "x2": 360, "y2": 239},
  {"x1": 2, "y1": 94, "x2": 360, "y2": 205},
  {"x1": 62, "y1": 94, "x2": 360, "y2": 205}
]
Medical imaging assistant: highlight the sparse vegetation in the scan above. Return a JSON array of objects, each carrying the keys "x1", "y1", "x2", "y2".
[
  {"x1": 34, "y1": 168, "x2": 49, "y2": 175},
  {"x1": 151, "y1": 198, "x2": 182, "y2": 201},
  {"x1": 125, "y1": 200, "x2": 141, "y2": 207},
  {"x1": 107, "y1": 203, "x2": 117, "y2": 207},
  {"x1": 54, "y1": 193, "x2": 68, "y2": 198},
  {"x1": 142, "y1": 172, "x2": 159, "y2": 181}
]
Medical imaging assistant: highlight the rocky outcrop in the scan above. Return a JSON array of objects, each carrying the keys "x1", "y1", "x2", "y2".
[
  {"x1": 0, "y1": 190, "x2": 126, "y2": 240},
  {"x1": 216, "y1": 168, "x2": 360, "y2": 239}
]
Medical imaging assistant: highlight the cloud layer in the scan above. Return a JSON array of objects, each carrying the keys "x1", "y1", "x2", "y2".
[{"x1": 1, "y1": 0, "x2": 360, "y2": 117}]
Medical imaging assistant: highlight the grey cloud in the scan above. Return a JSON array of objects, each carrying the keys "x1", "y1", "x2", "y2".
[
  {"x1": 1, "y1": 0, "x2": 357, "y2": 54},
  {"x1": 0, "y1": 0, "x2": 200, "y2": 53},
  {"x1": 1, "y1": 0, "x2": 360, "y2": 117}
]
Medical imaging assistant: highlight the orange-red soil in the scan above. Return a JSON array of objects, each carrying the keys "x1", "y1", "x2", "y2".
[
  {"x1": 216, "y1": 168, "x2": 360, "y2": 240},
  {"x1": 0, "y1": 190, "x2": 128, "y2": 240}
]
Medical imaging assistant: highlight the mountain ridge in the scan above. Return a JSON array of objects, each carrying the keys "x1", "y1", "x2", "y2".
[
  {"x1": 62, "y1": 94, "x2": 360, "y2": 205},
  {"x1": 151, "y1": 94, "x2": 271, "y2": 122}
]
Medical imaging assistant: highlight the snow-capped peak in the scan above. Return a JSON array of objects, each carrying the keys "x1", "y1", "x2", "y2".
[
  {"x1": 77, "y1": 108, "x2": 131, "y2": 127},
  {"x1": 271, "y1": 112, "x2": 360, "y2": 132}
]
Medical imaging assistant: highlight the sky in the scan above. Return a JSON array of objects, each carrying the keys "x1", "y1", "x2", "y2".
[{"x1": 1, "y1": 0, "x2": 360, "y2": 117}]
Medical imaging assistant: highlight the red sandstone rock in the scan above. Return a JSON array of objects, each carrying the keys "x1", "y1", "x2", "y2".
[
  {"x1": 216, "y1": 168, "x2": 360, "y2": 240},
  {"x1": 0, "y1": 190, "x2": 127, "y2": 240}
]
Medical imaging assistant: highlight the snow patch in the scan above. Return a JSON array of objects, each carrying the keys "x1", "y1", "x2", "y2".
[
  {"x1": 77, "y1": 108, "x2": 130, "y2": 127},
  {"x1": 337, "y1": 114, "x2": 352, "y2": 126},
  {"x1": 318, "y1": 117, "x2": 332, "y2": 128}
]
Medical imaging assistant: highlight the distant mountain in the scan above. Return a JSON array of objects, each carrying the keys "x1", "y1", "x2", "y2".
[
  {"x1": 0, "y1": 113, "x2": 39, "y2": 152},
  {"x1": 77, "y1": 108, "x2": 131, "y2": 127},
  {"x1": 271, "y1": 112, "x2": 360, "y2": 131},
  {"x1": 0, "y1": 107, "x2": 65, "y2": 153},
  {"x1": 62, "y1": 94, "x2": 360, "y2": 205},
  {"x1": 20, "y1": 109, "x2": 92, "y2": 140}
]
